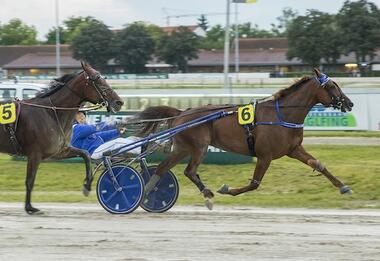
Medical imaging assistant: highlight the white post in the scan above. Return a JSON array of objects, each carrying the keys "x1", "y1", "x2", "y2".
[
  {"x1": 55, "y1": 0, "x2": 61, "y2": 77},
  {"x1": 223, "y1": 0, "x2": 231, "y2": 89},
  {"x1": 234, "y1": 2, "x2": 239, "y2": 80}
]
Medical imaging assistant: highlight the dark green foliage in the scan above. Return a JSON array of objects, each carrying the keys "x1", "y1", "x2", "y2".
[
  {"x1": 0, "y1": 19, "x2": 38, "y2": 45},
  {"x1": 197, "y1": 14, "x2": 209, "y2": 31},
  {"x1": 199, "y1": 24, "x2": 225, "y2": 50},
  {"x1": 114, "y1": 22, "x2": 155, "y2": 73},
  {"x1": 45, "y1": 16, "x2": 98, "y2": 44},
  {"x1": 287, "y1": 10, "x2": 342, "y2": 66},
  {"x1": 70, "y1": 19, "x2": 114, "y2": 69},
  {"x1": 270, "y1": 7, "x2": 298, "y2": 37},
  {"x1": 336, "y1": 0, "x2": 380, "y2": 64},
  {"x1": 156, "y1": 27, "x2": 200, "y2": 72}
]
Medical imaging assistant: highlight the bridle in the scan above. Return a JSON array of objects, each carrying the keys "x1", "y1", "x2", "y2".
[
  {"x1": 83, "y1": 71, "x2": 110, "y2": 108},
  {"x1": 317, "y1": 73, "x2": 346, "y2": 111}
]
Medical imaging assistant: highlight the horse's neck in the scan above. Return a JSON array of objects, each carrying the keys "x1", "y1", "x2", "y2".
[
  {"x1": 42, "y1": 84, "x2": 82, "y2": 130},
  {"x1": 279, "y1": 82, "x2": 318, "y2": 123}
]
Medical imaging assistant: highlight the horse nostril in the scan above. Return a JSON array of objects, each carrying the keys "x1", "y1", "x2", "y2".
[{"x1": 116, "y1": 100, "x2": 124, "y2": 106}]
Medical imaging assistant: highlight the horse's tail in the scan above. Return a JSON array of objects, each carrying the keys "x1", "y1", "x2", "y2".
[{"x1": 135, "y1": 106, "x2": 182, "y2": 136}]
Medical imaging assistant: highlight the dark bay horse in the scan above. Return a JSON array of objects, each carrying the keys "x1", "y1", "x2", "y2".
[
  {"x1": 137, "y1": 69, "x2": 354, "y2": 209},
  {"x1": 0, "y1": 62, "x2": 123, "y2": 214}
]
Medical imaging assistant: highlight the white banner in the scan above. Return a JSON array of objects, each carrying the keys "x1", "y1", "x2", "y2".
[{"x1": 304, "y1": 93, "x2": 380, "y2": 131}]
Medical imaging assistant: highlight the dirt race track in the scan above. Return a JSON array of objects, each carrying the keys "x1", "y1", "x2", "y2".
[{"x1": 0, "y1": 203, "x2": 379, "y2": 261}]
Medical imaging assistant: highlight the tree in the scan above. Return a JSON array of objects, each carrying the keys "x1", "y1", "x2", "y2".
[
  {"x1": 337, "y1": 0, "x2": 380, "y2": 65},
  {"x1": 71, "y1": 19, "x2": 115, "y2": 69},
  {"x1": 271, "y1": 7, "x2": 298, "y2": 36},
  {"x1": 199, "y1": 24, "x2": 225, "y2": 49},
  {"x1": 287, "y1": 10, "x2": 342, "y2": 66},
  {"x1": 156, "y1": 26, "x2": 200, "y2": 72},
  {"x1": 0, "y1": 19, "x2": 38, "y2": 45},
  {"x1": 45, "y1": 16, "x2": 98, "y2": 44},
  {"x1": 200, "y1": 22, "x2": 276, "y2": 50},
  {"x1": 114, "y1": 22, "x2": 155, "y2": 73},
  {"x1": 237, "y1": 22, "x2": 275, "y2": 38},
  {"x1": 197, "y1": 14, "x2": 209, "y2": 31}
]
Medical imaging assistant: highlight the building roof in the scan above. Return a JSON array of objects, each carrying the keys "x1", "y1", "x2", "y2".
[
  {"x1": 238, "y1": 37, "x2": 289, "y2": 50},
  {"x1": 0, "y1": 45, "x2": 71, "y2": 67},
  {"x1": 1, "y1": 39, "x2": 380, "y2": 70},
  {"x1": 190, "y1": 48, "x2": 302, "y2": 66},
  {"x1": 3, "y1": 52, "x2": 80, "y2": 69}
]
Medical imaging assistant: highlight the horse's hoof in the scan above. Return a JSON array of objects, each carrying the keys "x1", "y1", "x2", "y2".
[
  {"x1": 217, "y1": 184, "x2": 230, "y2": 194},
  {"x1": 25, "y1": 207, "x2": 42, "y2": 215},
  {"x1": 205, "y1": 198, "x2": 213, "y2": 210},
  {"x1": 82, "y1": 186, "x2": 90, "y2": 197},
  {"x1": 340, "y1": 185, "x2": 353, "y2": 195}
]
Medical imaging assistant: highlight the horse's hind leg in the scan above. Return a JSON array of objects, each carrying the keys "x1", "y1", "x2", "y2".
[
  {"x1": 288, "y1": 145, "x2": 352, "y2": 194},
  {"x1": 25, "y1": 155, "x2": 41, "y2": 214},
  {"x1": 183, "y1": 147, "x2": 215, "y2": 209},
  {"x1": 218, "y1": 157, "x2": 271, "y2": 196},
  {"x1": 52, "y1": 146, "x2": 93, "y2": 196}
]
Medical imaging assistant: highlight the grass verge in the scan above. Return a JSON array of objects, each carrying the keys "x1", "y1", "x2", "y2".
[
  {"x1": 303, "y1": 131, "x2": 380, "y2": 138},
  {"x1": 0, "y1": 145, "x2": 379, "y2": 209}
]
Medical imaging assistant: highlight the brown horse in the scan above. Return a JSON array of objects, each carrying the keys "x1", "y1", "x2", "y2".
[
  {"x1": 137, "y1": 69, "x2": 354, "y2": 209},
  {"x1": 0, "y1": 62, "x2": 123, "y2": 214}
]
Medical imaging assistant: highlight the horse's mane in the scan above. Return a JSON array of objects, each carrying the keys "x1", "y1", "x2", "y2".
[
  {"x1": 272, "y1": 76, "x2": 313, "y2": 100},
  {"x1": 36, "y1": 72, "x2": 79, "y2": 98}
]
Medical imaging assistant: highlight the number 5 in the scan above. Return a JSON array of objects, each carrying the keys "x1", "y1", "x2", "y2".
[{"x1": 0, "y1": 103, "x2": 16, "y2": 124}]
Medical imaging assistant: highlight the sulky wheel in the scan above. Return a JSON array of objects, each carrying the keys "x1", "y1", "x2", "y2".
[
  {"x1": 140, "y1": 165, "x2": 179, "y2": 213},
  {"x1": 97, "y1": 164, "x2": 144, "y2": 214}
]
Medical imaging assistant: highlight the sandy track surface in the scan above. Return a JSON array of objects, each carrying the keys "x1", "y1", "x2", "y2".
[{"x1": 0, "y1": 203, "x2": 379, "y2": 261}]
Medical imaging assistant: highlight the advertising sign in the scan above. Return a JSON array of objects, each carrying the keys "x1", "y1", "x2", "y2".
[{"x1": 304, "y1": 94, "x2": 378, "y2": 131}]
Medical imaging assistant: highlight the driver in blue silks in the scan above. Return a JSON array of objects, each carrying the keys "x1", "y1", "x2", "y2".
[{"x1": 71, "y1": 111, "x2": 141, "y2": 159}]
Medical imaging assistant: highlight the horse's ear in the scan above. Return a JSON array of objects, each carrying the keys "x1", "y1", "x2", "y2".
[
  {"x1": 313, "y1": 68, "x2": 322, "y2": 77},
  {"x1": 81, "y1": 61, "x2": 95, "y2": 75},
  {"x1": 81, "y1": 60, "x2": 88, "y2": 71}
]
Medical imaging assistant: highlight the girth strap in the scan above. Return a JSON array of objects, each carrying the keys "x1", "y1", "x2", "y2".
[
  {"x1": 3, "y1": 101, "x2": 23, "y2": 155},
  {"x1": 5, "y1": 124, "x2": 22, "y2": 155},
  {"x1": 243, "y1": 124, "x2": 256, "y2": 157}
]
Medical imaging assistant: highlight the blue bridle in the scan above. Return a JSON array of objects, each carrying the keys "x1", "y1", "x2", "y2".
[
  {"x1": 316, "y1": 73, "x2": 330, "y2": 87},
  {"x1": 254, "y1": 73, "x2": 330, "y2": 129}
]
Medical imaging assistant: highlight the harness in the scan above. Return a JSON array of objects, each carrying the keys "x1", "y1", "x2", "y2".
[{"x1": 242, "y1": 74, "x2": 331, "y2": 156}]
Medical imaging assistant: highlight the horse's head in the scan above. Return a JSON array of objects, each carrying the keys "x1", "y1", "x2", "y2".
[
  {"x1": 80, "y1": 61, "x2": 124, "y2": 113},
  {"x1": 313, "y1": 69, "x2": 354, "y2": 112}
]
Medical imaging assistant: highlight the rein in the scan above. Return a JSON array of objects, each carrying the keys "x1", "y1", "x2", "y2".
[
  {"x1": 132, "y1": 76, "x2": 333, "y2": 127},
  {"x1": 126, "y1": 105, "x2": 239, "y2": 125},
  {"x1": 19, "y1": 101, "x2": 103, "y2": 111}
]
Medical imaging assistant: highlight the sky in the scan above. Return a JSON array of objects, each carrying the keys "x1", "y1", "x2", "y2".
[{"x1": 1, "y1": 0, "x2": 380, "y2": 40}]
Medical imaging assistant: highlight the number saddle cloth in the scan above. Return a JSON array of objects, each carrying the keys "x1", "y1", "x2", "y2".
[
  {"x1": 0, "y1": 101, "x2": 22, "y2": 155},
  {"x1": 237, "y1": 103, "x2": 256, "y2": 157}
]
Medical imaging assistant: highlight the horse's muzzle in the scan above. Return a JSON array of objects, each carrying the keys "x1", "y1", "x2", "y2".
[
  {"x1": 341, "y1": 99, "x2": 354, "y2": 112},
  {"x1": 107, "y1": 100, "x2": 124, "y2": 113}
]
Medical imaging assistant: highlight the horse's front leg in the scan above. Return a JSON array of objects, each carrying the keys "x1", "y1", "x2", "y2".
[
  {"x1": 25, "y1": 154, "x2": 42, "y2": 214},
  {"x1": 52, "y1": 146, "x2": 93, "y2": 196},
  {"x1": 288, "y1": 145, "x2": 352, "y2": 194},
  {"x1": 218, "y1": 157, "x2": 271, "y2": 196}
]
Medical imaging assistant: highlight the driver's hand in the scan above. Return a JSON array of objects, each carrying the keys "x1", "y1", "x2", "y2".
[{"x1": 119, "y1": 127, "x2": 127, "y2": 134}]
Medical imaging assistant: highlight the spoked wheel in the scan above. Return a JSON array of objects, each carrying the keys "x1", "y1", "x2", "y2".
[
  {"x1": 140, "y1": 166, "x2": 179, "y2": 213},
  {"x1": 97, "y1": 164, "x2": 144, "y2": 214}
]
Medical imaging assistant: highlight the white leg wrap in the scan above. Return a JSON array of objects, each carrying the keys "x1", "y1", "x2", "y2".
[
  {"x1": 145, "y1": 174, "x2": 160, "y2": 194},
  {"x1": 315, "y1": 160, "x2": 325, "y2": 172}
]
